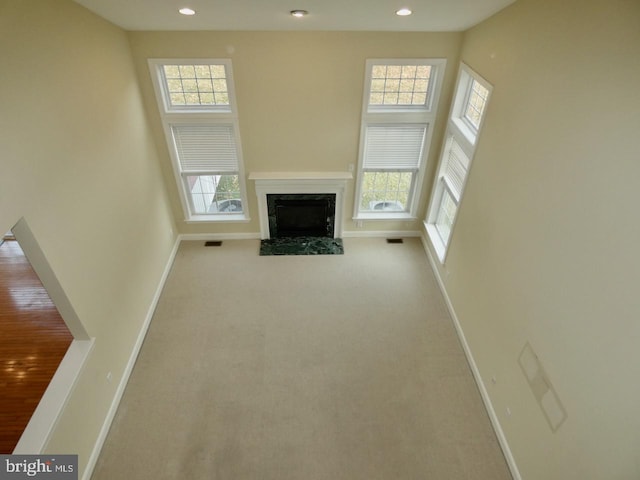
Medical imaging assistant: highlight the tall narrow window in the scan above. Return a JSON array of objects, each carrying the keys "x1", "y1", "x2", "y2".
[
  {"x1": 354, "y1": 59, "x2": 446, "y2": 220},
  {"x1": 426, "y1": 63, "x2": 492, "y2": 261},
  {"x1": 149, "y1": 59, "x2": 248, "y2": 221}
]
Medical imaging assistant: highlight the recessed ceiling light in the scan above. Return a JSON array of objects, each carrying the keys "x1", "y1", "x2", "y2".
[
  {"x1": 179, "y1": 7, "x2": 196, "y2": 16},
  {"x1": 396, "y1": 8, "x2": 412, "y2": 16},
  {"x1": 290, "y1": 10, "x2": 309, "y2": 18}
]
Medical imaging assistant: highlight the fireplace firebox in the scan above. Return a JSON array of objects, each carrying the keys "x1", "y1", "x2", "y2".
[{"x1": 267, "y1": 194, "x2": 336, "y2": 239}]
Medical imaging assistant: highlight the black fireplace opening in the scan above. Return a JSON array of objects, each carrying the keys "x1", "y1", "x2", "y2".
[{"x1": 267, "y1": 194, "x2": 336, "y2": 238}]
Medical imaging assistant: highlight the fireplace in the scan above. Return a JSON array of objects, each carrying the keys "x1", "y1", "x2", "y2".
[
  {"x1": 267, "y1": 194, "x2": 336, "y2": 238},
  {"x1": 249, "y1": 172, "x2": 352, "y2": 240}
]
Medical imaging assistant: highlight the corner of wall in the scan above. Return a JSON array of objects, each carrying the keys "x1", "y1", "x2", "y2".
[{"x1": 419, "y1": 229, "x2": 522, "y2": 480}]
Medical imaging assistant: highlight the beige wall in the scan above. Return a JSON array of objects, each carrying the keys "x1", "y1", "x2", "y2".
[
  {"x1": 127, "y1": 31, "x2": 463, "y2": 236},
  {"x1": 428, "y1": 0, "x2": 640, "y2": 478},
  {"x1": 0, "y1": 0, "x2": 176, "y2": 475},
  {"x1": 5, "y1": 0, "x2": 639, "y2": 478}
]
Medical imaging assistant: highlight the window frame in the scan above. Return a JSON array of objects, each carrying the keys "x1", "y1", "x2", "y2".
[
  {"x1": 425, "y1": 63, "x2": 493, "y2": 262},
  {"x1": 433, "y1": 177, "x2": 458, "y2": 247},
  {"x1": 461, "y1": 78, "x2": 490, "y2": 133},
  {"x1": 354, "y1": 58, "x2": 446, "y2": 221},
  {"x1": 148, "y1": 58, "x2": 249, "y2": 223}
]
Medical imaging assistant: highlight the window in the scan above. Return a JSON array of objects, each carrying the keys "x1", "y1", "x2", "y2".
[
  {"x1": 426, "y1": 63, "x2": 492, "y2": 261},
  {"x1": 162, "y1": 64, "x2": 229, "y2": 108},
  {"x1": 368, "y1": 64, "x2": 433, "y2": 107},
  {"x1": 463, "y1": 79, "x2": 490, "y2": 131},
  {"x1": 354, "y1": 59, "x2": 446, "y2": 220},
  {"x1": 149, "y1": 59, "x2": 248, "y2": 221}
]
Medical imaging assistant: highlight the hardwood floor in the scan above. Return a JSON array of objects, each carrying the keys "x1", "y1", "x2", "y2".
[{"x1": 0, "y1": 238, "x2": 73, "y2": 453}]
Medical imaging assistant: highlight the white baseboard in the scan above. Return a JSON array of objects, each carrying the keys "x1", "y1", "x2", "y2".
[
  {"x1": 81, "y1": 236, "x2": 181, "y2": 480},
  {"x1": 419, "y1": 233, "x2": 522, "y2": 480},
  {"x1": 179, "y1": 232, "x2": 261, "y2": 241},
  {"x1": 342, "y1": 229, "x2": 421, "y2": 238},
  {"x1": 179, "y1": 231, "x2": 422, "y2": 241}
]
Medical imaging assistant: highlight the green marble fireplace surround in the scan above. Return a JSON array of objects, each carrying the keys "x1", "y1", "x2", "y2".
[
  {"x1": 249, "y1": 172, "x2": 352, "y2": 240},
  {"x1": 250, "y1": 172, "x2": 351, "y2": 256}
]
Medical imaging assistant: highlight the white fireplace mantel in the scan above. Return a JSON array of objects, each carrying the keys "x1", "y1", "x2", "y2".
[{"x1": 249, "y1": 172, "x2": 352, "y2": 239}]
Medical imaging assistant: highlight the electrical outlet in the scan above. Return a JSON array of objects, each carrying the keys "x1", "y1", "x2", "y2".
[
  {"x1": 348, "y1": 163, "x2": 355, "y2": 172},
  {"x1": 356, "y1": 220, "x2": 363, "y2": 228},
  {"x1": 106, "y1": 371, "x2": 112, "y2": 383}
]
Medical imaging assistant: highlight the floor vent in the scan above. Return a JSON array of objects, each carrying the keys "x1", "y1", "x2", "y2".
[
  {"x1": 386, "y1": 238, "x2": 404, "y2": 244},
  {"x1": 204, "y1": 241, "x2": 223, "y2": 247}
]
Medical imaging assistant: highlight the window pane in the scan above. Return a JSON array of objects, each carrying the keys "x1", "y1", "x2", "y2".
[
  {"x1": 211, "y1": 65, "x2": 226, "y2": 77},
  {"x1": 416, "y1": 65, "x2": 431, "y2": 79},
  {"x1": 179, "y1": 65, "x2": 196, "y2": 78},
  {"x1": 435, "y1": 187, "x2": 457, "y2": 245},
  {"x1": 170, "y1": 92, "x2": 185, "y2": 105},
  {"x1": 163, "y1": 65, "x2": 180, "y2": 77},
  {"x1": 370, "y1": 78, "x2": 386, "y2": 93},
  {"x1": 196, "y1": 78, "x2": 213, "y2": 93},
  {"x1": 385, "y1": 79, "x2": 400, "y2": 93},
  {"x1": 181, "y1": 79, "x2": 198, "y2": 93},
  {"x1": 162, "y1": 64, "x2": 230, "y2": 107},
  {"x1": 186, "y1": 175, "x2": 242, "y2": 214},
  {"x1": 399, "y1": 78, "x2": 416, "y2": 93},
  {"x1": 194, "y1": 65, "x2": 212, "y2": 78},
  {"x1": 463, "y1": 79, "x2": 490, "y2": 130},
  {"x1": 359, "y1": 171, "x2": 413, "y2": 211},
  {"x1": 383, "y1": 92, "x2": 399, "y2": 105},
  {"x1": 199, "y1": 92, "x2": 214, "y2": 104},
  {"x1": 369, "y1": 63, "x2": 432, "y2": 107},
  {"x1": 401, "y1": 65, "x2": 417, "y2": 78}
]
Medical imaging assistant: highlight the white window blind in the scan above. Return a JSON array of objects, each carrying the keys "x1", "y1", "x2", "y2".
[
  {"x1": 441, "y1": 136, "x2": 470, "y2": 201},
  {"x1": 172, "y1": 124, "x2": 239, "y2": 173},
  {"x1": 362, "y1": 124, "x2": 427, "y2": 170}
]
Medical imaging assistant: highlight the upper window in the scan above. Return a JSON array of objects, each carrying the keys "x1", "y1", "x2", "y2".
[
  {"x1": 354, "y1": 59, "x2": 446, "y2": 220},
  {"x1": 462, "y1": 79, "x2": 490, "y2": 132},
  {"x1": 161, "y1": 64, "x2": 230, "y2": 108},
  {"x1": 368, "y1": 64, "x2": 432, "y2": 107},
  {"x1": 425, "y1": 63, "x2": 492, "y2": 261},
  {"x1": 149, "y1": 59, "x2": 248, "y2": 222}
]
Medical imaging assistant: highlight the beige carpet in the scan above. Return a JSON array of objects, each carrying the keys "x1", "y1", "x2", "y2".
[{"x1": 91, "y1": 238, "x2": 511, "y2": 479}]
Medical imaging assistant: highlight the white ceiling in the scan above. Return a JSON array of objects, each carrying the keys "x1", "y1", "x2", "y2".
[{"x1": 73, "y1": 0, "x2": 516, "y2": 32}]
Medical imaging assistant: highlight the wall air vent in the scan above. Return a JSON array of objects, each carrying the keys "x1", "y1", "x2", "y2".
[{"x1": 204, "y1": 241, "x2": 223, "y2": 247}]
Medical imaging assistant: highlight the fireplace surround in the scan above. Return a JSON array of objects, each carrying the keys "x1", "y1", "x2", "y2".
[{"x1": 249, "y1": 172, "x2": 352, "y2": 240}]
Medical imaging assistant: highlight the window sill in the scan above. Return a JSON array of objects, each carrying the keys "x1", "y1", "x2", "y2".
[
  {"x1": 354, "y1": 212, "x2": 417, "y2": 221},
  {"x1": 424, "y1": 222, "x2": 447, "y2": 263},
  {"x1": 452, "y1": 117, "x2": 477, "y2": 146},
  {"x1": 185, "y1": 214, "x2": 251, "y2": 223}
]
